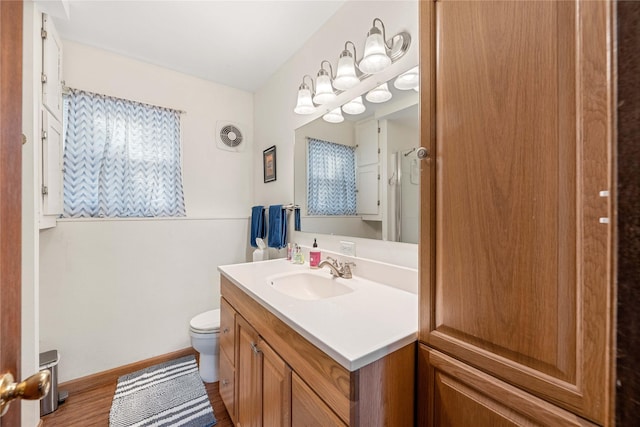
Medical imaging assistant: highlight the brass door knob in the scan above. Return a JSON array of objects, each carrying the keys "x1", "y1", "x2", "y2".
[{"x1": 0, "y1": 370, "x2": 51, "y2": 417}]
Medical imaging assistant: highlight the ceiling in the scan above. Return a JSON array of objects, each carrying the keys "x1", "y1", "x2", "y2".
[{"x1": 45, "y1": 0, "x2": 347, "y2": 92}]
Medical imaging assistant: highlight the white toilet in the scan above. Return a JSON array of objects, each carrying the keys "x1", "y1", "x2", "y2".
[{"x1": 189, "y1": 309, "x2": 221, "y2": 383}]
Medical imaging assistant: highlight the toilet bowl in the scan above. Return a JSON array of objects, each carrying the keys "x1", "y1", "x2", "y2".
[{"x1": 189, "y1": 309, "x2": 221, "y2": 383}]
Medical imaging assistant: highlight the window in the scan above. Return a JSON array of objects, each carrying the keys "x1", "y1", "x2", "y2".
[
  {"x1": 62, "y1": 89, "x2": 186, "y2": 218},
  {"x1": 307, "y1": 138, "x2": 356, "y2": 216}
]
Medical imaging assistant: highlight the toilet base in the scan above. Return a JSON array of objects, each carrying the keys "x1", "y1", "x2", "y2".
[{"x1": 197, "y1": 353, "x2": 218, "y2": 383}]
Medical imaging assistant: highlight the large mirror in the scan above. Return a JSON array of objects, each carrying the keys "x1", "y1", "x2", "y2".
[{"x1": 294, "y1": 68, "x2": 420, "y2": 243}]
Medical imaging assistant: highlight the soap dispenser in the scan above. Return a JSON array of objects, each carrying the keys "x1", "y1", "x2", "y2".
[{"x1": 309, "y1": 238, "x2": 321, "y2": 268}]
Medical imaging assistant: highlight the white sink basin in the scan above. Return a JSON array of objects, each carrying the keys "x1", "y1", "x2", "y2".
[{"x1": 267, "y1": 271, "x2": 354, "y2": 300}]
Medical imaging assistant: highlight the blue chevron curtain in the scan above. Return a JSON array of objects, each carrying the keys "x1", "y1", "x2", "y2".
[
  {"x1": 307, "y1": 138, "x2": 356, "y2": 216},
  {"x1": 62, "y1": 89, "x2": 186, "y2": 218}
]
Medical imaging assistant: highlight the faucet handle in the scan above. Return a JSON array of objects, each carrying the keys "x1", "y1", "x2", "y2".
[{"x1": 341, "y1": 261, "x2": 356, "y2": 279}]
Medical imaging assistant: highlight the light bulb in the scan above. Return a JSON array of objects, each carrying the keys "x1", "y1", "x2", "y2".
[
  {"x1": 294, "y1": 86, "x2": 315, "y2": 114},
  {"x1": 358, "y1": 26, "x2": 391, "y2": 74},
  {"x1": 394, "y1": 66, "x2": 419, "y2": 90},
  {"x1": 323, "y1": 108, "x2": 344, "y2": 123},
  {"x1": 366, "y1": 82, "x2": 392, "y2": 103},
  {"x1": 313, "y1": 70, "x2": 336, "y2": 105},
  {"x1": 334, "y1": 50, "x2": 360, "y2": 90},
  {"x1": 342, "y1": 96, "x2": 366, "y2": 115}
]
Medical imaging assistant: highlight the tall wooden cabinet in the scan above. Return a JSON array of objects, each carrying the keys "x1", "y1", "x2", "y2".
[{"x1": 418, "y1": 1, "x2": 614, "y2": 426}]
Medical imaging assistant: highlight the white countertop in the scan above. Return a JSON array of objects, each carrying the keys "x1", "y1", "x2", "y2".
[{"x1": 218, "y1": 258, "x2": 418, "y2": 371}]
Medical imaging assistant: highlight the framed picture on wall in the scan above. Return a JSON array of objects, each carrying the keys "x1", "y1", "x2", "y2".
[{"x1": 263, "y1": 145, "x2": 277, "y2": 183}]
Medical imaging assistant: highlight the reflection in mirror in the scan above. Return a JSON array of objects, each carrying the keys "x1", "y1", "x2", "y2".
[{"x1": 294, "y1": 70, "x2": 420, "y2": 243}]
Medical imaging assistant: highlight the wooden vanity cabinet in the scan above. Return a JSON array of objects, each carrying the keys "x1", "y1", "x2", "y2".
[
  {"x1": 418, "y1": 0, "x2": 614, "y2": 425},
  {"x1": 236, "y1": 315, "x2": 291, "y2": 427},
  {"x1": 220, "y1": 275, "x2": 415, "y2": 427}
]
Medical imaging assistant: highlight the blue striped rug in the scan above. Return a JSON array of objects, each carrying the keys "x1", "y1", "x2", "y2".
[{"x1": 109, "y1": 355, "x2": 217, "y2": 427}]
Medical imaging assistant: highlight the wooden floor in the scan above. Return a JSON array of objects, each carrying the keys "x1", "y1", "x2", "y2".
[{"x1": 41, "y1": 350, "x2": 232, "y2": 426}]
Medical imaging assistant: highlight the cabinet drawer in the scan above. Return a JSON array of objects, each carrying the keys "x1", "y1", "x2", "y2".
[
  {"x1": 219, "y1": 351, "x2": 235, "y2": 419},
  {"x1": 220, "y1": 297, "x2": 235, "y2": 363},
  {"x1": 292, "y1": 373, "x2": 346, "y2": 427}
]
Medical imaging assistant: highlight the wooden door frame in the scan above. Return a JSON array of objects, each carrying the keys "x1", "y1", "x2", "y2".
[{"x1": 0, "y1": 0, "x2": 24, "y2": 425}]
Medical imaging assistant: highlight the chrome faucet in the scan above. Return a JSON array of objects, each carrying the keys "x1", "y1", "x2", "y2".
[{"x1": 318, "y1": 257, "x2": 356, "y2": 279}]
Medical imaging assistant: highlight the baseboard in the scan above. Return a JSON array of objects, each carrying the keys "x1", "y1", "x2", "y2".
[{"x1": 59, "y1": 348, "x2": 196, "y2": 395}]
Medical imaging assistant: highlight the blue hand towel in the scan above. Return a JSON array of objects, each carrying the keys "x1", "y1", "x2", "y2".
[
  {"x1": 268, "y1": 205, "x2": 287, "y2": 249},
  {"x1": 294, "y1": 207, "x2": 301, "y2": 231},
  {"x1": 250, "y1": 206, "x2": 266, "y2": 248}
]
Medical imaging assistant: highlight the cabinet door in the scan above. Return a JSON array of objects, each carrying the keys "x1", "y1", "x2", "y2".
[
  {"x1": 42, "y1": 13, "x2": 63, "y2": 121},
  {"x1": 261, "y1": 339, "x2": 291, "y2": 427},
  {"x1": 42, "y1": 109, "x2": 63, "y2": 216},
  {"x1": 355, "y1": 119, "x2": 378, "y2": 166},
  {"x1": 220, "y1": 298, "x2": 235, "y2": 363},
  {"x1": 219, "y1": 351, "x2": 235, "y2": 421},
  {"x1": 236, "y1": 316, "x2": 262, "y2": 427},
  {"x1": 421, "y1": 0, "x2": 612, "y2": 423},
  {"x1": 356, "y1": 163, "x2": 379, "y2": 215},
  {"x1": 418, "y1": 346, "x2": 597, "y2": 427},
  {"x1": 292, "y1": 373, "x2": 346, "y2": 427}
]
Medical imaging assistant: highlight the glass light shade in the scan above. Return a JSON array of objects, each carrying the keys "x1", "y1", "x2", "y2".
[
  {"x1": 313, "y1": 72, "x2": 336, "y2": 105},
  {"x1": 394, "y1": 66, "x2": 419, "y2": 90},
  {"x1": 358, "y1": 27, "x2": 391, "y2": 74},
  {"x1": 342, "y1": 96, "x2": 366, "y2": 115},
  {"x1": 366, "y1": 82, "x2": 392, "y2": 103},
  {"x1": 333, "y1": 51, "x2": 360, "y2": 90},
  {"x1": 294, "y1": 87, "x2": 315, "y2": 114},
  {"x1": 323, "y1": 107, "x2": 344, "y2": 123}
]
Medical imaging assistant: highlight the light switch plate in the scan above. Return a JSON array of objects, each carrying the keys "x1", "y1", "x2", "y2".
[{"x1": 340, "y1": 241, "x2": 356, "y2": 257}]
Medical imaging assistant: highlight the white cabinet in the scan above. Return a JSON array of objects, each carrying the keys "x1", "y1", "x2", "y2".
[
  {"x1": 39, "y1": 13, "x2": 64, "y2": 228},
  {"x1": 42, "y1": 13, "x2": 63, "y2": 121},
  {"x1": 355, "y1": 119, "x2": 382, "y2": 220},
  {"x1": 41, "y1": 109, "x2": 63, "y2": 216}
]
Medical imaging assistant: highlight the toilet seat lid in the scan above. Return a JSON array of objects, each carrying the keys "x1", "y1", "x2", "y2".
[{"x1": 190, "y1": 309, "x2": 221, "y2": 333}]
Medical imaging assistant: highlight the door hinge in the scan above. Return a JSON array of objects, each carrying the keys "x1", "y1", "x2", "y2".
[
  {"x1": 41, "y1": 28, "x2": 48, "y2": 39},
  {"x1": 378, "y1": 127, "x2": 381, "y2": 133},
  {"x1": 41, "y1": 130, "x2": 48, "y2": 140},
  {"x1": 377, "y1": 174, "x2": 380, "y2": 180},
  {"x1": 41, "y1": 73, "x2": 48, "y2": 84},
  {"x1": 378, "y1": 148, "x2": 381, "y2": 154},
  {"x1": 41, "y1": 185, "x2": 48, "y2": 195},
  {"x1": 377, "y1": 200, "x2": 380, "y2": 206}
]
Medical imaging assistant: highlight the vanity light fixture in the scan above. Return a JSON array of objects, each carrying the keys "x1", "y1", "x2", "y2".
[
  {"x1": 366, "y1": 82, "x2": 393, "y2": 103},
  {"x1": 359, "y1": 18, "x2": 394, "y2": 74},
  {"x1": 313, "y1": 61, "x2": 337, "y2": 105},
  {"x1": 342, "y1": 96, "x2": 366, "y2": 115},
  {"x1": 293, "y1": 17, "x2": 410, "y2": 116},
  {"x1": 294, "y1": 75, "x2": 316, "y2": 115},
  {"x1": 394, "y1": 66, "x2": 419, "y2": 90},
  {"x1": 334, "y1": 42, "x2": 360, "y2": 91},
  {"x1": 323, "y1": 107, "x2": 344, "y2": 123}
]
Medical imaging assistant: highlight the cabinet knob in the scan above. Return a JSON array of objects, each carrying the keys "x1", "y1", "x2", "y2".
[
  {"x1": 223, "y1": 327, "x2": 230, "y2": 334},
  {"x1": 250, "y1": 342, "x2": 261, "y2": 355},
  {"x1": 221, "y1": 379, "x2": 229, "y2": 387}
]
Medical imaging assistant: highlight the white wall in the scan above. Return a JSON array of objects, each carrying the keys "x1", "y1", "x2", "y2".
[
  {"x1": 254, "y1": 0, "x2": 419, "y2": 268},
  {"x1": 39, "y1": 42, "x2": 254, "y2": 382}
]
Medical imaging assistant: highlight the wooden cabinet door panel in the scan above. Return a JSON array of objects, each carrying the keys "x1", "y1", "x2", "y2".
[
  {"x1": 419, "y1": 346, "x2": 597, "y2": 427},
  {"x1": 292, "y1": 373, "x2": 347, "y2": 427},
  {"x1": 261, "y1": 339, "x2": 291, "y2": 427},
  {"x1": 219, "y1": 351, "x2": 235, "y2": 421},
  {"x1": 236, "y1": 316, "x2": 262, "y2": 427},
  {"x1": 220, "y1": 297, "x2": 235, "y2": 363},
  {"x1": 422, "y1": 0, "x2": 612, "y2": 423}
]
